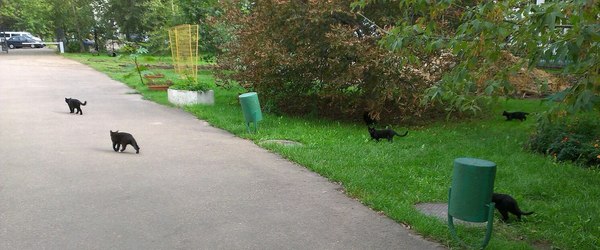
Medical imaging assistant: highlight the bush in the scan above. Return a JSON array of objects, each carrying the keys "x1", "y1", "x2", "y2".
[
  {"x1": 216, "y1": 0, "x2": 451, "y2": 124},
  {"x1": 528, "y1": 113, "x2": 600, "y2": 167},
  {"x1": 118, "y1": 42, "x2": 139, "y2": 54},
  {"x1": 170, "y1": 76, "x2": 211, "y2": 92},
  {"x1": 65, "y1": 40, "x2": 82, "y2": 53}
]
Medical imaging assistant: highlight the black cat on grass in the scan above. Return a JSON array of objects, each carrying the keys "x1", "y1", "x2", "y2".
[
  {"x1": 502, "y1": 111, "x2": 529, "y2": 121},
  {"x1": 65, "y1": 98, "x2": 87, "y2": 115},
  {"x1": 110, "y1": 130, "x2": 140, "y2": 154},
  {"x1": 492, "y1": 193, "x2": 534, "y2": 222},
  {"x1": 368, "y1": 127, "x2": 408, "y2": 142}
]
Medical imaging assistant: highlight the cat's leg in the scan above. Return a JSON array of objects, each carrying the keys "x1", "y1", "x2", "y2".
[
  {"x1": 69, "y1": 106, "x2": 74, "y2": 113},
  {"x1": 512, "y1": 207, "x2": 523, "y2": 220},
  {"x1": 113, "y1": 143, "x2": 120, "y2": 152},
  {"x1": 499, "y1": 210, "x2": 509, "y2": 222},
  {"x1": 78, "y1": 108, "x2": 83, "y2": 115},
  {"x1": 120, "y1": 143, "x2": 128, "y2": 152}
]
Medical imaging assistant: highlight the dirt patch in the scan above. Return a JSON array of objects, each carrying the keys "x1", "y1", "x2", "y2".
[
  {"x1": 497, "y1": 52, "x2": 571, "y2": 98},
  {"x1": 532, "y1": 240, "x2": 555, "y2": 250},
  {"x1": 143, "y1": 64, "x2": 173, "y2": 69},
  {"x1": 260, "y1": 139, "x2": 303, "y2": 147},
  {"x1": 414, "y1": 202, "x2": 486, "y2": 227}
]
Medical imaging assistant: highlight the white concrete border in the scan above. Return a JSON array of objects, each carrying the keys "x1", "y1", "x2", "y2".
[{"x1": 168, "y1": 88, "x2": 214, "y2": 106}]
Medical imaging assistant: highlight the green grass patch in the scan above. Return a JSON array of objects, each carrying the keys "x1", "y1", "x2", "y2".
[{"x1": 65, "y1": 53, "x2": 600, "y2": 249}]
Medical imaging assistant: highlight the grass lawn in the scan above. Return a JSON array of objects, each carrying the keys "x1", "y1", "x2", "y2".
[{"x1": 65, "y1": 53, "x2": 600, "y2": 249}]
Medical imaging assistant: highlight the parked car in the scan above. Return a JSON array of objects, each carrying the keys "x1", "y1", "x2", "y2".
[
  {"x1": 6, "y1": 35, "x2": 44, "y2": 49},
  {"x1": 0, "y1": 31, "x2": 43, "y2": 43}
]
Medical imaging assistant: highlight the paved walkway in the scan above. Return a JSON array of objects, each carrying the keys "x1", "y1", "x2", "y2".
[{"x1": 0, "y1": 48, "x2": 443, "y2": 249}]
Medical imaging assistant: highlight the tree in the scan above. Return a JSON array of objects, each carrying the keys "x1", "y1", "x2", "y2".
[
  {"x1": 104, "y1": 0, "x2": 150, "y2": 41},
  {"x1": 217, "y1": 0, "x2": 455, "y2": 123},
  {"x1": 176, "y1": 0, "x2": 222, "y2": 53},
  {"x1": 48, "y1": 0, "x2": 96, "y2": 52},
  {"x1": 0, "y1": 0, "x2": 52, "y2": 38},
  {"x1": 352, "y1": 0, "x2": 599, "y2": 117}
]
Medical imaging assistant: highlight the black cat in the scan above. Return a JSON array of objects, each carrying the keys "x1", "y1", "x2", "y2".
[
  {"x1": 502, "y1": 111, "x2": 529, "y2": 121},
  {"x1": 492, "y1": 193, "x2": 534, "y2": 222},
  {"x1": 368, "y1": 127, "x2": 408, "y2": 142},
  {"x1": 110, "y1": 130, "x2": 140, "y2": 154},
  {"x1": 65, "y1": 98, "x2": 87, "y2": 115},
  {"x1": 363, "y1": 112, "x2": 377, "y2": 127}
]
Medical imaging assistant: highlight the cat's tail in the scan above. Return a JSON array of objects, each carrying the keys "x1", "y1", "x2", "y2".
[
  {"x1": 82, "y1": 101, "x2": 87, "y2": 106},
  {"x1": 521, "y1": 211, "x2": 534, "y2": 216},
  {"x1": 397, "y1": 131, "x2": 408, "y2": 137},
  {"x1": 131, "y1": 139, "x2": 140, "y2": 150}
]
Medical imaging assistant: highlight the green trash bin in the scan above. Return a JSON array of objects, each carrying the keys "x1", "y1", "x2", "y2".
[
  {"x1": 448, "y1": 157, "x2": 497, "y2": 249},
  {"x1": 239, "y1": 92, "x2": 263, "y2": 133}
]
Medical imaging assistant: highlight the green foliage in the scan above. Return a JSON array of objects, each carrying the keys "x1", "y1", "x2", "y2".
[
  {"x1": 0, "y1": 0, "x2": 52, "y2": 37},
  {"x1": 122, "y1": 47, "x2": 151, "y2": 85},
  {"x1": 170, "y1": 75, "x2": 211, "y2": 92},
  {"x1": 174, "y1": 0, "x2": 225, "y2": 54},
  {"x1": 103, "y1": 0, "x2": 150, "y2": 41},
  {"x1": 145, "y1": 28, "x2": 170, "y2": 55},
  {"x1": 354, "y1": 0, "x2": 599, "y2": 117},
  {"x1": 65, "y1": 41, "x2": 83, "y2": 53},
  {"x1": 528, "y1": 113, "x2": 600, "y2": 167},
  {"x1": 116, "y1": 41, "x2": 150, "y2": 55}
]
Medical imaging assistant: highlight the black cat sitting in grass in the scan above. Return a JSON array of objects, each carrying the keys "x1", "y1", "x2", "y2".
[
  {"x1": 65, "y1": 98, "x2": 87, "y2": 115},
  {"x1": 502, "y1": 111, "x2": 529, "y2": 121},
  {"x1": 368, "y1": 127, "x2": 408, "y2": 142},
  {"x1": 110, "y1": 130, "x2": 140, "y2": 154}
]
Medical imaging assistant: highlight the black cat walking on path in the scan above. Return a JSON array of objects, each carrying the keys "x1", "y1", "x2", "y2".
[
  {"x1": 110, "y1": 130, "x2": 140, "y2": 154},
  {"x1": 65, "y1": 98, "x2": 87, "y2": 115}
]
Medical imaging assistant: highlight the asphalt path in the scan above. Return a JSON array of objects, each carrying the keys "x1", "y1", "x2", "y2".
[{"x1": 0, "y1": 48, "x2": 443, "y2": 249}]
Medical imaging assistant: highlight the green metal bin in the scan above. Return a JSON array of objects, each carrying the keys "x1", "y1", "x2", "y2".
[
  {"x1": 448, "y1": 157, "x2": 497, "y2": 249},
  {"x1": 239, "y1": 92, "x2": 263, "y2": 133}
]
